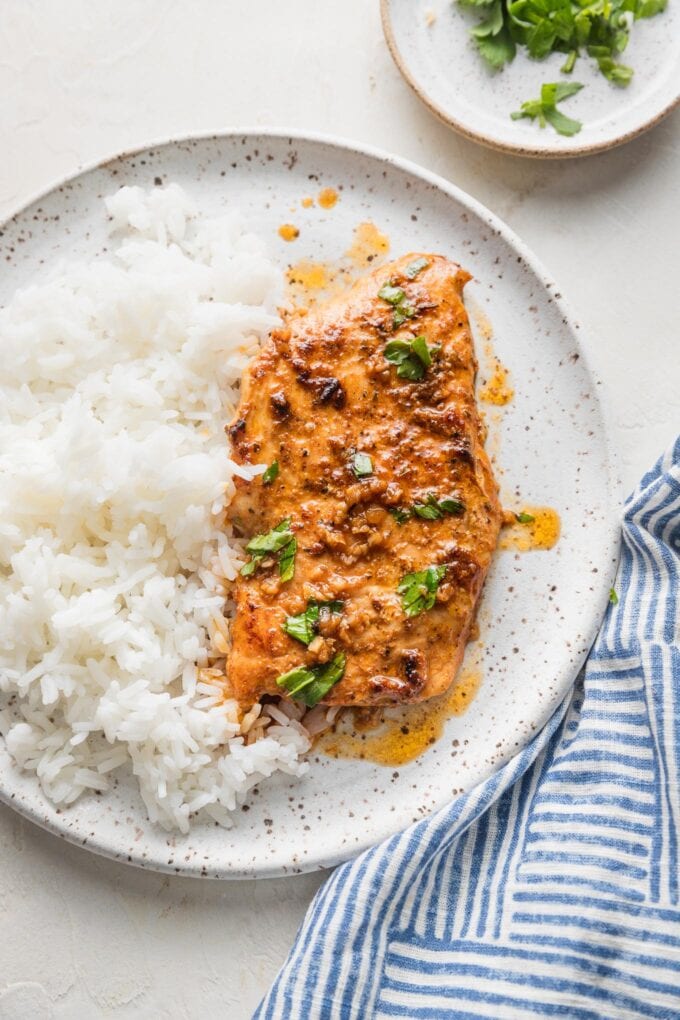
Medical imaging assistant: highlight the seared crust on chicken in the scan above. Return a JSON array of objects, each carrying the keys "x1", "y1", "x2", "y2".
[{"x1": 226, "y1": 254, "x2": 501, "y2": 707}]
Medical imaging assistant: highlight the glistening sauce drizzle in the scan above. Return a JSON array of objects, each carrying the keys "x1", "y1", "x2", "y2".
[
  {"x1": 479, "y1": 359, "x2": 514, "y2": 406},
  {"x1": 278, "y1": 223, "x2": 300, "y2": 242},
  {"x1": 501, "y1": 507, "x2": 561, "y2": 551},
  {"x1": 285, "y1": 222, "x2": 391, "y2": 307},
  {"x1": 286, "y1": 259, "x2": 331, "y2": 294},
  {"x1": 318, "y1": 187, "x2": 339, "y2": 209},
  {"x1": 318, "y1": 671, "x2": 481, "y2": 767},
  {"x1": 345, "y1": 221, "x2": 390, "y2": 268},
  {"x1": 469, "y1": 301, "x2": 514, "y2": 407}
]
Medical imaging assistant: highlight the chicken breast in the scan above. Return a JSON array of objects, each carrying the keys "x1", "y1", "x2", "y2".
[{"x1": 226, "y1": 254, "x2": 501, "y2": 708}]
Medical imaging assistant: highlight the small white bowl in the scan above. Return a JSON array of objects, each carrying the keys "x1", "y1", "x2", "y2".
[{"x1": 382, "y1": 0, "x2": 680, "y2": 157}]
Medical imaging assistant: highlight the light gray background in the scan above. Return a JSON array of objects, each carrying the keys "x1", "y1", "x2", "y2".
[{"x1": 0, "y1": 2, "x2": 678, "y2": 1018}]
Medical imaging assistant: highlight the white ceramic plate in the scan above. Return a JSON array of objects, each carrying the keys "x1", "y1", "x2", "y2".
[
  {"x1": 0, "y1": 131, "x2": 618, "y2": 877},
  {"x1": 382, "y1": 0, "x2": 680, "y2": 157}
]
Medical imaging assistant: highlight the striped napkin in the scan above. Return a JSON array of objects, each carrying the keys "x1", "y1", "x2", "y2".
[{"x1": 256, "y1": 438, "x2": 680, "y2": 1020}]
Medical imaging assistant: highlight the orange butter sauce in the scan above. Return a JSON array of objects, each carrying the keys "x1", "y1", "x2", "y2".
[
  {"x1": 286, "y1": 258, "x2": 330, "y2": 292},
  {"x1": 285, "y1": 221, "x2": 391, "y2": 308},
  {"x1": 318, "y1": 670, "x2": 480, "y2": 767},
  {"x1": 317, "y1": 187, "x2": 339, "y2": 209},
  {"x1": 479, "y1": 359, "x2": 514, "y2": 406},
  {"x1": 501, "y1": 507, "x2": 561, "y2": 551},
  {"x1": 468, "y1": 300, "x2": 514, "y2": 407},
  {"x1": 278, "y1": 223, "x2": 300, "y2": 242},
  {"x1": 345, "y1": 221, "x2": 391, "y2": 268}
]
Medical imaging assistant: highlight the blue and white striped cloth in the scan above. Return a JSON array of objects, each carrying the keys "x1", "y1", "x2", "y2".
[{"x1": 256, "y1": 438, "x2": 680, "y2": 1020}]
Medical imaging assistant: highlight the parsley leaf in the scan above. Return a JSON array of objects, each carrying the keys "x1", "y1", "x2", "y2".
[
  {"x1": 412, "y1": 498, "x2": 442, "y2": 521},
  {"x1": 590, "y1": 50, "x2": 633, "y2": 85},
  {"x1": 476, "y1": 24, "x2": 517, "y2": 68},
  {"x1": 378, "y1": 283, "x2": 405, "y2": 305},
  {"x1": 262, "y1": 460, "x2": 279, "y2": 485},
  {"x1": 471, "y1": 0, "x2": 505, "y2": 37},
  {"x1": 515, "y1": 511, "x2": 536, "y2": 524},
  {"x1": 351, "y1": 452, "x2": 373, "y2": 478},
  {"x1": 459, "y1": 0, "x2": 666, "y2": 121},
  {"x1": 561, "y1": 49, "x2": 577, "y2": 73},
  {"x1": 405, "y1": 257, "x2": 430, "y2": 279},
  {"x1": 384, "y1": 335, "x2": 440, "y2": 382},
  {"x1": 393, "y1": 305, "x2": 416, "y2": 328},
  {"x1": 389, "y1": 507, "x2": 412, "y2": 525},
  {"x1": 245, "y1": 518, "x2": 291, "y2": 552},
  {"x1": 398, "y1": 565, "x2": 447, "y2": 617},
  {"x1": 278, "y1": 536, "x2": 297, "y2": 582},
  {"x1": 240, "y1": 518, "x2": 297, "y2": 581},
  {"x1": 410, "y1": 335, "x2": 435, "y2": 367},
  {"x1": 461, "y1": 0, "x2": 517, "y2": 67},
  {"x1": 413, "y1": 493, "x2": 466, "y2": 520},
  {"x1": 544, "y1": 106, "x2": 583, "y2": 136},
  {"x1": 389, "y1": 494, "x2": 465, "y2": 524},
  {"x1": 636, "y1": 0, "x2": 666, "y2": 16},
  {"x1": 609, "y1": 587, "x2": 619, "y2": 605},
  {"x1": 276, "y1": 652, "x2": 346, "y2": 707},
  {"x1": 548, "y1": 81, "x2": 584, "y2": 103},
  {"x1": 511, "y1": 81, "x2": 583, "y2": 136},
  {"x1": 378, "y1": 281, "x2": 417, "y2": 328},
  {"x1": 438, "y1": 495, "x2": 466, "y2": 516},
  {"x1": 283, "y1": 599, "x2": 344, "y2": 646}
]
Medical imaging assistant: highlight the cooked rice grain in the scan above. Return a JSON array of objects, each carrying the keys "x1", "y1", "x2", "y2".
[{"x1": 0, "y1": 185, "x2": 312, "y2": 832}]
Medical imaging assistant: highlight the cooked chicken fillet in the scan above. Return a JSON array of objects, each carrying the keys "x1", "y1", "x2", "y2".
[{"x1": 226, "y1": 254, "x2": 501, "y2": 707}]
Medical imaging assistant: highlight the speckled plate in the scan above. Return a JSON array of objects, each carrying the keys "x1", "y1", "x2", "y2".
[
  {"x1": 382, "y1": 0, "x2": 680, "y2": 157},
  {"x1": 0, "y1": 131, "x2": 619, "y2": 878}
]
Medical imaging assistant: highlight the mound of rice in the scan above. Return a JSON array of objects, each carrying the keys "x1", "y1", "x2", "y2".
[{"x1": 0, "y1": 184, "x2": 312, "y2": 832}]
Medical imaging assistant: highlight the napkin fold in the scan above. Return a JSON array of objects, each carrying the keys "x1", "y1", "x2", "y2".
[{"x1": 256, "y1": 437, "x2": 680, "y2": 1020}]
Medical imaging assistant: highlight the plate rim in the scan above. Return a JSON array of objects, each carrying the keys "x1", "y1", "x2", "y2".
[
  {"x1": 380, "y1": 0, "x2": 680, "y2": 159},
  {"x1": 0, "y1": 128, "x2": 621, "y2": 878}
]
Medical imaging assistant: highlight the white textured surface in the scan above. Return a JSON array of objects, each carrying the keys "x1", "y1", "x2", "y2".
[{"x1": 0, "y1": 2, "x2": 678, "y2": 1017}]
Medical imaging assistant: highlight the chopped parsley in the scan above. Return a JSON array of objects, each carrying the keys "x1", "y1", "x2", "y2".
[
  {"x1": 389, "y1": 507, "x2": 412, "y2": 525},
  {"x1": 398, "y1": 565, "x2": 447, "y2": 617},
  {"x1": 378, "y1": 283, "x2": 405, "y2": 305},
  {"x1": 378, "y1": 281, "x2": 417, "y2": 328},
  {"x1": 391, "y1": 494, "x2": 466, "y2": 523},
  {"x1": 276, "y1": 652, "x2": 346, "y2": 707},
  {"x1": 262, "y1": 460, "x2": 279, "y2": 485},
  {"x1": 351, "y1": 452, "x2": 373, "y2": 478},
  {"x1": 278, "y1": 537, "x2": 297, "y2": 582},
  {"x1": 393, "y1": 307, "x2": 416, "y2": 328},
  {"x1": 413, "y1": 493, "x2": 466, "y2": 519},
  {"x1": 384, "y1": 335, "x2": 440, "y2": 382},
  {"x1": 462, "y1": 0, "x2": 516, "y2": 70},
  {"x1": 609, "y1": 587, "x2": 619, "y2": 605},
  {"x1": 511, "y1": 81, "x2": 584, "y2": 137},
  {"x1": 457, "y1": 0, "x2": 667, "y2": 132},
  {"x1": 240, "y1": 518, "x2": 297, "y2": 581},
  {"x1": 405, "y1": 257, "x2": 430, "y2": 279},
  {"x1": 460, "y1": 0, "x2": 666, "y2": 79},
  {"x1": 515, "y1": 511, "x2": 536, "y2": 524},
  {"x1": 283, "y1": 599, "x2": 344, "y2": 646}
]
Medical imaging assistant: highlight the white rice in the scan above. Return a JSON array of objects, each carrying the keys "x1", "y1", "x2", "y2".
[{"x1": 0, "y1": 184, "x2": 312, "y2": 833}]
